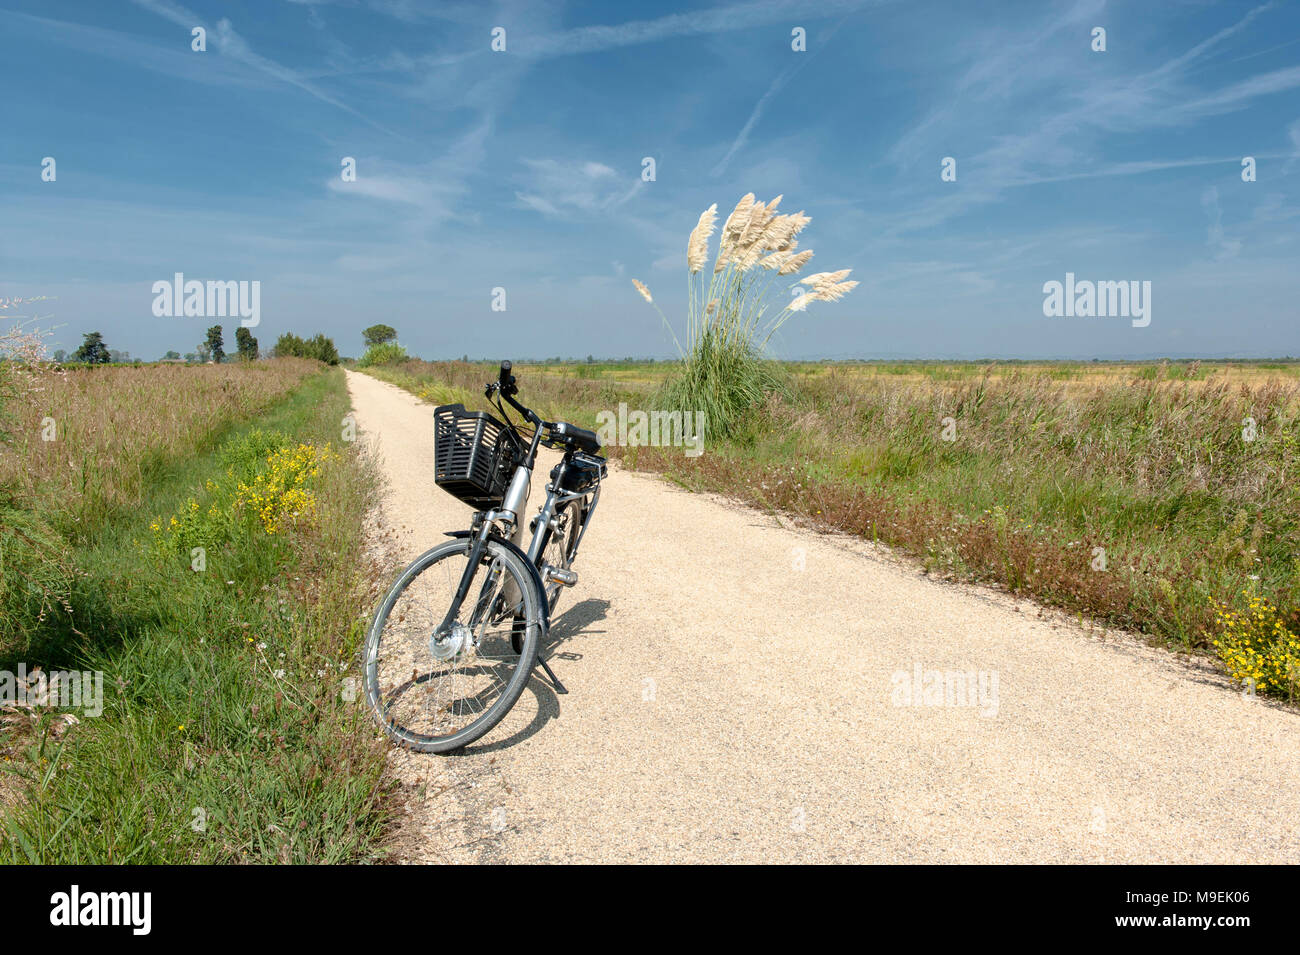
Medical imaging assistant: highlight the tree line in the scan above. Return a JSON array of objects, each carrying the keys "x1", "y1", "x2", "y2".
[
  {"x1": 56, "y1": 326, "x2": 340, "y2": 366},
  {"x1": 51, "y1": 323, "x2": 419, "y2": 367}
]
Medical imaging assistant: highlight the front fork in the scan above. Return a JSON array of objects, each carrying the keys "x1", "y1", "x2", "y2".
[
  {"x1": 435, "y1": 518, "x2": 495, "y2": 638},
  {"x1": 435, "y1": 463, "x2": 533, "y2": 637}
]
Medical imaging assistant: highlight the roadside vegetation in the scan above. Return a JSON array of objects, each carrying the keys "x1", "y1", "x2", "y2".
[
  {"x1": 358, "y1": 342, "x2": 408, "y2": 367},
  {"x1": 0, "y1": 349, "x2": 392, "y2": 862},
  {"x1": 360, "y1": 356, "x2": 1300, "y2": 701}
]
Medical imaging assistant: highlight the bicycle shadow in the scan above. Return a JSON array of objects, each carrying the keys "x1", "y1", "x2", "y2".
[
  {"x1": 545, "y1": 596, "x2": 611, "y2": 657},
  {"x1": 455, "y1": 597, "x2": 610, "y2": 755}
]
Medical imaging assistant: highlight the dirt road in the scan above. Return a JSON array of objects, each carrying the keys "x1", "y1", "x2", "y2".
[{"x1": 345, "y1": 369, "x2": 1300, "y2": 864}]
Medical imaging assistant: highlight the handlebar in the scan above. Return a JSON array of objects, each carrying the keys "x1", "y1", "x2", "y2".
[
  {"x1": 484, "y1": 361, "x2": 601, "y2": 461},
  {"x1": 487, "y1": 359, "x2": 538, "y2": 427}
]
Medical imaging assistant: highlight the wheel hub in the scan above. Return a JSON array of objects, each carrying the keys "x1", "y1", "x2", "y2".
[{"x1": 431, "y1": 622, "x2": 473, "y2": 662}]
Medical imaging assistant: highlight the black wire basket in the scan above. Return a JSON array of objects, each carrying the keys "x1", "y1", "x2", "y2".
[{"x1": 433, "y1": 404, "x2": 511, "y2": 509}]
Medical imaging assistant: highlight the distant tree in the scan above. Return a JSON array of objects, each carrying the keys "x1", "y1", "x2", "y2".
[
  {"x1": 72, "y1": 331, "x2": 110, "y2": 364},
  {"x1": 272, "y1": 333, "x2": 303, "y2": 358},
  {"x1": 53, "y1": 349, "x2": 66, "y2": 362},
  {"x1": 273, "y1": 332, "x2": 339, "y2": 365},
  {"x1": 196, "y1": 342, "x2": 212, "y2": 364},
  {"x1": 205, "y1": 325, "x2": 225, "y2": 363},
  {"x1": 108, "y1": 349, "x2": 132, "y2": 363},
  {"x1": 184, "y1": 352, "x2": 198, "y2": 363},
  {"x1": 235, "y1": 327, "x2": 258, "y2": 361},
  {"x1": 363, "y1": 324, "x2": 398, "y2": 347},
  {"x1": 307, "y1": 333, "x2": 340, "y2": 365},
  {"x1": 586, "y1": 354, "x2": 595, "y2": 363},
  {"x1": 163, "y1": 350, "x2": 181, "y2": 360}
]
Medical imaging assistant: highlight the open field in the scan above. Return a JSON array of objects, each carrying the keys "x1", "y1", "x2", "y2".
[
  {"x1": 361, "y1": 358, "x2": 1300, "y2": 699},
  {"x1": 0, "y1": 360, "x2": 393, "y2": 862}
]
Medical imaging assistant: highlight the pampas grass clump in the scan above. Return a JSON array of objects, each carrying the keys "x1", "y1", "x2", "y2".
[{"x1": 632, "y1": 193, "x2": 857, "y2": 439}]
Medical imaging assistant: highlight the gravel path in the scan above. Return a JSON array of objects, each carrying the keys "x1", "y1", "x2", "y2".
[{"x1": 346, "y1": 369, "x2": 1300, "y2": 864}]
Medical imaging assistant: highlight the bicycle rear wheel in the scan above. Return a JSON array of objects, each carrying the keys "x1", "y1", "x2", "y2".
[
  {"x1": 536, "y1": 500, "x2": 586, "y2": 613},
  {"x1": 363, "y1": 537, "x2": 543, "y2": 753}
]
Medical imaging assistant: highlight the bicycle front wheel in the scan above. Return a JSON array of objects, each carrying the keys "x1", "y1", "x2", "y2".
[{"x1": 363, "y1": 537, "x2": 543, "y2": 753}]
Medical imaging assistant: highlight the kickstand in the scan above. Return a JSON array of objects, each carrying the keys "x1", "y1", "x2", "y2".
[{"x1": 534, "y1": 655, "x2": 568, "y2": 695}]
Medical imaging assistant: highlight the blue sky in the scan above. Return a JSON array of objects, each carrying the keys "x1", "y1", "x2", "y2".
[{"x1": 2, "y1": 0, "x2": 1298, "y2": 360}]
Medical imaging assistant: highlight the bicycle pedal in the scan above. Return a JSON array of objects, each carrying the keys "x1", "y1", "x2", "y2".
[{"x1": 544, "y1": 566, "x2": 578, "y2": 587}]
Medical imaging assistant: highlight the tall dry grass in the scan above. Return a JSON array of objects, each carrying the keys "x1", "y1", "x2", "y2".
[
  {"x1": 655, "y1": 364, "x2": 1300, "y2": 654},
  {"x1": 1, "y1": 325, "x2": 74, "y2": 647}
]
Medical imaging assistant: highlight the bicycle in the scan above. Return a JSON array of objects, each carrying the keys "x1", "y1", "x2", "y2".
[{"x1": 363, "y1": 361, "x2": 607, "y2": 752}]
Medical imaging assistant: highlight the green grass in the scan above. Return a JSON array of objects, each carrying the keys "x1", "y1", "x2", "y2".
[
  {"x1": 1, "y1": 368, "x2": 393, "y2": 863},
  {"x1": 654, "y1": 330, "x2": 786, "y2": 442}
]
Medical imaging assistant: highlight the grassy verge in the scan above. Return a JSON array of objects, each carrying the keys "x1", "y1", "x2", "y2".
[
  {"x1": 2, "y1": 359, "x2": 323, "y2": 540},
  {"x1": 360, "y1": 358, "x2": 1300, "y2": 700},
  {"x1": 0, "y1": 363, "x2": 394, "y2": 863}
]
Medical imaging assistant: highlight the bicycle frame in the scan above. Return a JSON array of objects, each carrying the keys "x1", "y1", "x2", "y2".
[{"x1": 434, "y1": 381, "x2": 602, "y2": 642}]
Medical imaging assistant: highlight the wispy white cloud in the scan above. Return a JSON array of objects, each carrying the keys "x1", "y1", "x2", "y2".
[
  {"x1": 325, "y1": 121, "x2": 490, "y2": 231},
  {"x1": 512, "y1": 0, "x2": 883, "y2": 59},
  {"x1": 372, "y1": 0, "x2": 886, "y2": 85},
  {"x1": 711, "y1": 64, "x2": 802, "y2": 177},
  {"x1": 1181, "y1": 65, "x2": 1300, "y2": 115},
  {"x1": 1147, "y1": 0, "x2": 1276, "y2": 79},
  {"x1": 283, "y1": 0, "x2": 485, "y2": 25},
  {"x1": 881, "y1": 1, "x2": 1296, "y2": 236},
  {"x1": 130, "y1": 0, "x2": 407, "y2": 139},
  {"x1": 711, "y1": 10, "x2": 857, "y2": 177},
  {"x1": 514, "y1": 158, "x2": 644, "y2": 218},
  {"x1": 1, "y1": 10, "x2": 266, "y2": 89},
  {"x1": 1014, "y1": 153, "x2": 1293, "y2": 186}
]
